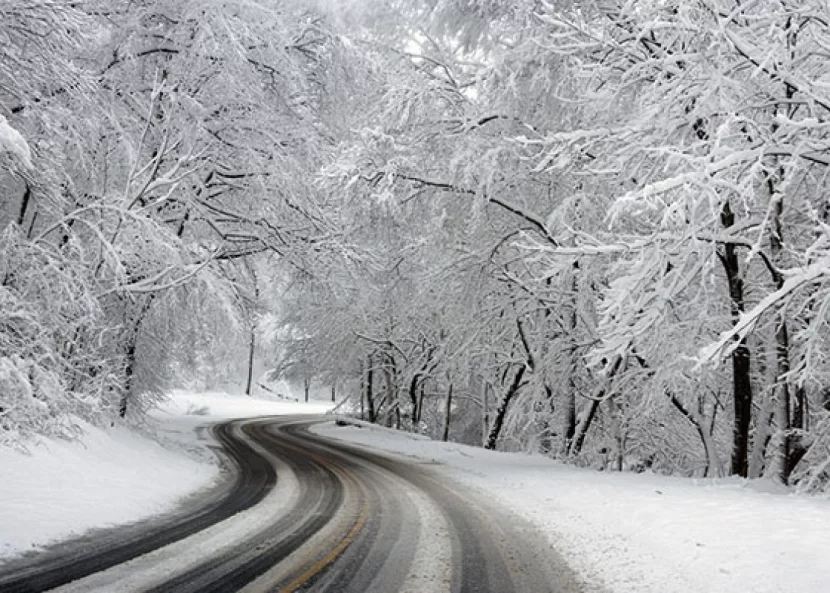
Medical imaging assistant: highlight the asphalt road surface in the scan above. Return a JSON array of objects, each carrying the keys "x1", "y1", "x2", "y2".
[{"x1": 0, "y1": 416, "x2": 583, "y2": 593}]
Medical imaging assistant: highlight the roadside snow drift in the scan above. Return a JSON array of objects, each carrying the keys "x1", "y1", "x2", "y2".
[{"x1": 0, "y1": 420, "x2": 217, "y2": 560}]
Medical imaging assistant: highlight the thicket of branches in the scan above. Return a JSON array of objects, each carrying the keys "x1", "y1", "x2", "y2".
[
  {"x1": 4, "y1": 0, "x2": 830, "y2": 491},
  {"x1": 274, "y1": 0, "x2": 830, "y2": 491},
  {"x1": 0, "y1": 0, "x2": 337, "y2": 443}
]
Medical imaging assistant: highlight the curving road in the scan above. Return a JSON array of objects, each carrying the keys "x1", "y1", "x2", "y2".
[{"x1": 0, "y1": 416, "x2": 583, "y2": 593}]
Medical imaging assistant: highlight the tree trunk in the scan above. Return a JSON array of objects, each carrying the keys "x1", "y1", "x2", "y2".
[
  {"x1": 668, "y1": 392, "x2": 722, "y2": 477},
  {"x1": 482, "y1": 381, "x2": 490, "y2": 446},
  {"x1": 365, "y1": 353, "x2": 376, "y2": 423},
  {"x1": 331, "y1": 382, "x2": 336, "y2": 403},
  {"x1": 383, "y1": 351, "x2": 397, "y2": 419},
  {"x1": 569, "y1": 355, "x2": 624, "y2": 458},
  {"x1": 410, "y1": 349, "x2": 434, "y2": 426},
  {"x1": 750, "y1": 403, "x2": 774, "y2": 479},
  {"x1": 720, "y1": 200, "x2": 753, "y2": 477},
  {"x1": 607, "y1": 397, "x2": 625, "y2": 471},
  {"x1": 409, "y1": 373, "x2": 421, "y2": 425},
  {"x1": 562, "y1": 384, "x2": 576, "y2": 457},
  {"x1": 417, "y1": 383, "x2": 425, "y2": 427},
  {"x1": 358, "y1": 358, "x2": 365, "y2": 419},
  {"x1": 244, "y1": 327, "x2": 255, "y2": 396},
  {"x1": 304, "y1": 376, "x2": 309, "y2": 403},
  {"x1": 119, "y1": 333, "x2": 138, "y2": 418},
  {"x1": 442, "y1": 383, "x2": 453, "y2": 442},
  {"x1": 729, "y1": 329, "x2": 752, "y2": 477},
  {"x1": 570, "y1": 400, "x2": 598, "y2": 458},
  {"x1": 788, "y1": 384, "x2": 808, "y2": 477},
  {"x1": 540, "y1": 385, "x2": 556, "y2": 455},
  {"x1": 244, "y1": 263, "x2": 259, "y2": 397},
  {"x1": 561, "y1": 268, "x2": 578, "y2": 455},
  {"x1": 485, "y1": 365, "x2": 526, "y2": 450},
  {"x1": 16, "y1": 181, "x2": 31, "y2": 227},
  {"x1": 767, "y1": 321, "x2": 793, "y2": 482},
  {"x1": 119, "y1": 295, "x2": 155, "y2": 418},
  {"x1": 763, "y1": 166, "x2": 807, "y2": 484}
]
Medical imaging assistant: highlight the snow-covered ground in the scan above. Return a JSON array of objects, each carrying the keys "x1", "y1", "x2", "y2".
[
  {"x1": 5, "y1": 392, "x2": 827, "y2": 593},
  {"x1": 312, "y1": 419, "x2": 830, "y2": 593},
  {"x1": 0, "y1": 391, "x2": 331, "y2": 562}
]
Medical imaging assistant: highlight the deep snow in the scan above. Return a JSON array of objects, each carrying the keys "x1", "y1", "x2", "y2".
[{"x1": 312, "y1": 419, "x2": 830, "y2": 593}]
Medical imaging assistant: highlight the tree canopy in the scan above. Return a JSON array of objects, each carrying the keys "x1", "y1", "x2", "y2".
[{"x1": 3, "y1": 0, "x2": 830, "y2": 492}]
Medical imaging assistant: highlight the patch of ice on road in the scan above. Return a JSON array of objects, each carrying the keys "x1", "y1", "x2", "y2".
[
  {"x1": 312, "y1": 419, "x2": 830, "y2": 593},
  {"x1": 0, "y1": 390, "x2": 333, "y2": 562}
]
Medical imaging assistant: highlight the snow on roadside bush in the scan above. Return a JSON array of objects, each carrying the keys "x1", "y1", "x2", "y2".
[{"x1": 0, "y1": 228, "x2": 117, "y2": 444}]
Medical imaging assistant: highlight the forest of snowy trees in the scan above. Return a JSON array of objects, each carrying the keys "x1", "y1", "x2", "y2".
[{"x1": 2, "y1": 0, "x2": 830, "y2": 490}]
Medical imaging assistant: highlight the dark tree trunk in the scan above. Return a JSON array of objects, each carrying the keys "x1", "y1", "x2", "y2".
[
  {"x1": 443, "y1": 383, "x2": 453, "y2": 442},
  {"x1": 540, "y1": 385, "x2": 556, "y2": 454},
  {"x1": 485, "y1": 365, "x2": 526, "y2": 450},
  {"x1": 16, "y1": 182, "x2": 31, "y2": 227},
  {"x1": 331, "y1": 383, "x2": 336, "y2": 403},
  {"x1": 383, "y1": 351, "x2": 397, "y2": 420},
  {"x1": 417, "y1": 383, "x2": 426, "y2": 426},
  {"x1": 244, "y1": 266, "x2": 259, "y2": 397},
  {"x1": 409, "y1": 373, "x2": 421, "y2": 424},
  {"x1": 412, "y1": 349, "x2": 436, "y2": 425},
  {"x1": 304, "y1": 376, "x2": 309, "y2": 403},
  {"x1": 730, "y1": 342, "x2": 753, "y2": 477},
  {"x1": 358, "y1": 358, "x2": 365, "y2": 419},
  {"x1": 562, "y1": 383, "x2": 576, "y2": 455},
  {"x1": 570, "y1": 399, "x2": 599, "y2": 457},
  {"x1": 365, "y1": 353, "x2": 376, "y2": 423},
  {"x1": 569, "y1": 355, "x2": 624, "y2": 458},
  {"x1": 244, "y1": 328, "x2": 255, "y2": 396},
  {"x1": 562, "y1": 267, "x2": 578, "y2": 454},
  {"x1": 119, "y1": 335, "x2": 138, "y2": 418},
  {"x1": 720, "y1": 200, "x2": 753, "y2": 478},
  {"x1": 793, "y1": 385, "x2": 806, "y2": 432}
]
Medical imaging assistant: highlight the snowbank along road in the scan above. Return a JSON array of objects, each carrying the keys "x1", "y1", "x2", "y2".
[{"x1": 0, "y1": 416, "x2": 583, "y2": 593}]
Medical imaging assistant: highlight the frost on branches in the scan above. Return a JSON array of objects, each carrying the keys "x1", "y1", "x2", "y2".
[
  {"x1": 0, "y1": 1, "x2": 346, "y2": 442},
  {"x1": 271, "y1": 0, "x2": 830, "y2": 492},
  {"x1": 3, "y1": 0, "x2": 830, "y2": 494}
]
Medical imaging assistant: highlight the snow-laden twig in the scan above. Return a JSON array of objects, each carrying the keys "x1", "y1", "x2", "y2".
[
  {"x1": 0, "y1": 115, "x2": 33, "y2": 169},
  {"x1": 697, "y1": 258, "x2": 830, "y2": 366}
]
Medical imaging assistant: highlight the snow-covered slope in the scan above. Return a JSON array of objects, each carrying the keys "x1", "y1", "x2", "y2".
[
  {"x1": 0, "y1": 391, "x2": 332, "y2": 562},
  {"x1": 0, "y1": 419, "x2": 217, "y2": 560},
  {"x1": 313, "y1": 419, "x2": 830, "y2": 593}
]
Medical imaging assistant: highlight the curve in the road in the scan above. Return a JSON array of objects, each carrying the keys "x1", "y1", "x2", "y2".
[
  {"x1": 144, "y1": 422, "x2": 348, "y2": 593},
  {"x1": 1, "y1": 416, "x2": 584, "y2": 593},
  {"x1": 0, "y1": 420, "x2": 277, "y2": 593}
]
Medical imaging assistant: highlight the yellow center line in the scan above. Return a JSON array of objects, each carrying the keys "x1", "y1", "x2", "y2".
[{"x1": 277, "y1": 501, "x2": 369, "y2": 593}]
